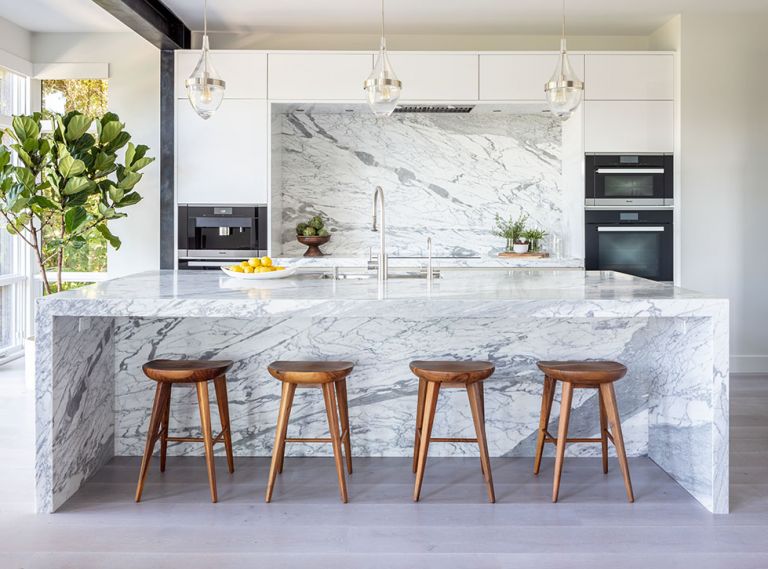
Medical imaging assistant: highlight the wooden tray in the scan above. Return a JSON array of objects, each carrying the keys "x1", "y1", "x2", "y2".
[{"x1": 497, "y1": 251, "x2": 550, "y2": 258}]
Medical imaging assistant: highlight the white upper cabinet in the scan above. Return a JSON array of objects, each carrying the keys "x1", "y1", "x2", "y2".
[
  {"x1": 177, "y1": 99, "x2": 269, "y2": 205},
  {"x1": 388, "y1": 53, "x2": 479, "y2": 101},
  {"x1": 268, "y1": 53, "x2": 373, "y2": 100},
  {"x1": 585, "y1": 54, "x2": 674, "y2": 100},
  {"x1": 175, "y1": 51, "x2": 267, "y2": 99},
  {"x1": 585, "y1": 101, "x2": 674, "y2": 153},
  {"x1": 479, "y1": 54, "x2": 584, "y2": 101}
]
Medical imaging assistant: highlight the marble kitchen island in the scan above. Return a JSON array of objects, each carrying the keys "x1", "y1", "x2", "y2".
[{"x1": 35, "y1": 269, "x2": 728, "y2": 513}]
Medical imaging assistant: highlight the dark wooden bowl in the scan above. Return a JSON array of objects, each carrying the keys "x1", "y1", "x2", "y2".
[{"x1": 297, "y1": 234, "x2": 331, "y2": 257}]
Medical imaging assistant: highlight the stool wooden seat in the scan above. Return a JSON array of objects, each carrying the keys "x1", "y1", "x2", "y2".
[
  {"x1": 265, "y1": 361, "x2": 354, "y2": 503},
  {"x1": 533, "y1": 360, "x2": 634, "y2": 503},
  {"x1": 410, "y1": 360, "x2": 496, "y2": 503},
  {"x1": 135, "y1": 359, "x2": 235, "y2": 504}
]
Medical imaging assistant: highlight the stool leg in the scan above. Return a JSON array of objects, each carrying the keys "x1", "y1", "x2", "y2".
[
  {"x1": 598, "y1": 388, "x2": 609, "y2": 474},
  {"x1": 266, "y1": 381, "x2": 296, "y2": 503},
  {"x1": 467, "y1": 382, "x2": 495, "y2": 503},
  {"x1": 534, "y1": 375, "x2": 556, "y2": 475},
  {"x1": 276, "y1": 382, "x2": 296, "y2": 475},
  {"x1": 335, "y1": 379, "x2": 353, "y2": 475},
  {"x1": 600, "y1": 383, "x2": 634, "y2": 503},
  {"x1": 195, "y1": 381, "x2": 218, "y2": 503},
  {"x1": 413, "y1": 380, "x2": 440, "y2": 502},
  {"x1": 412, "y1": 377, "x2": 427, "y2": 473},
  {"x1": 322, "y1": 382, "x2": 349, "y2": 503},
  {"x1": 135, "y1": 382, "x2": 171, "y2": 502},
  {"x1": 552, "y1": 381, "x2": 574, "y2": 503},
  {"x1": 159, "y1": 384, "x2": 172, "y2": 473},
  {"x1": 214, "y1": 375, "x2": 235, "y2": 474}
]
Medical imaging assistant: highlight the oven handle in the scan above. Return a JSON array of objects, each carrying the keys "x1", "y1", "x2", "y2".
[
  {"x1": 597, "y1": 226, "x2": 665, "y2": 232},
  {"x1": 595, "y1": 168, "x2": 665, "y2": 174}
]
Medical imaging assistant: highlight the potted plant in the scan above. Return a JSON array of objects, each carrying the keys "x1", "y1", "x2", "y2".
[
  {"x1": 513, "y1": 237, "x2": 529, "y2": 254},
  {"x1": 493, "y1": 213, "x2": 528, "y2": 252},
  {"x1": 0, "y1": 111, "x2": 154, "y2": 294},
  {"x1": 522, "y1": 228, "x2": 548, "y2": 253}
]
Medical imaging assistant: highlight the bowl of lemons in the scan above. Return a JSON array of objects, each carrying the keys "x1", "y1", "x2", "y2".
[{"x1": 221, "y1": 256, "x2": 297, "y2": 280}]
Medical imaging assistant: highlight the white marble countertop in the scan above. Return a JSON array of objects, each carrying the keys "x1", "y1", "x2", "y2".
[
  {"x1": 38, "y1": 269, "x2": 726, "y2": 321},
  {"x1": 274, "y1": 255, "x2": 584, "y2": 269}
]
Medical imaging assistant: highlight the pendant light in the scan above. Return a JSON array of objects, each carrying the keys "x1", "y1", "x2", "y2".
[
  {"x1": 544, "y1": 0, "x2": 584, "y2": 120},
  {"x1": 185, "y1": 0, "x2": 226, "y2": 120},
  {"x1": 364, "y1": 0, "x2": 402, "y2": 116}
]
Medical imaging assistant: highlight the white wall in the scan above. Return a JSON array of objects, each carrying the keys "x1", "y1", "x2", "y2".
[
  {"x1": 678, "y1": 12, "x2": 768, "y2": 372},
  {"x1": 0, "y1": 15, "x2": 32, "y2": 76},
  {"x1": 31, "y1": 33, "x2": 160, "y2": 278}
]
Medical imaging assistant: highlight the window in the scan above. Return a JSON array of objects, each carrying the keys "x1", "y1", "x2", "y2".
[
  {"x1": 0, "y1": 66, "x2": 29, "y2": 362},
  {"x1": 41, "y1": 79, "x2": 109, "y2": 275}
]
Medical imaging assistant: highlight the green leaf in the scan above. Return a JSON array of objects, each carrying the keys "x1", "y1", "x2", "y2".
[
  {"x1": 0, "y1": 147, "x2": 10, "y2": 169},
  {"x1": 28, "y1": 195, "x2": 58, "y2": 210},
  {"x1": 69, "y1": 235, "x2": 87, "y2": 249},
  {"x1": 127, "y1": 156, "x2": 154, "y2": 172},
  {"x1": 116, "y1": 191, "x2": 142, "y2": 207},
  {"x1": 96, "y1": 223, "x2": 121, "y2": 249},
  {"x1": 58, "y1": 155, "x2": 86, "y2": 178},
  {"x1": 100, "y1": 112, "x2": 120, "y2": 126},
  {"x1": 12, "y1": 116, "x2": 39, "y2": 142},
  {"x1": 62, "y1": 177, "x2": 93, "y2": 195},
  {"x1": 65, "y1": 115, "x2": 92, "y2": 141},
  {"x1": 117, "y1": 171, "x2": 141, "y2": 191},
  {"x1": 99, "y1": 121, "x2": 123, "y2": 145},
  {"x1": 13, "y1": 147, "x2": 33, "y2": 169},
  {"x1": 5, "y1": 223, "x2": 16, "y2": 235},
  {"x1": 105, "y1": 131, "x2": 130, "y2": 152},
  {"x1": 14, "y1": 167, "x2": 35, "y2": 190},
  {"x1": 22, "y1": 136, "x2": 39, "y2": 153},
  {"x1": 108, "y1": 187, "x2": 124, "y2": 203},
  {"x1": 64, "y1": 206, "x2": 88, "y2": 232}
]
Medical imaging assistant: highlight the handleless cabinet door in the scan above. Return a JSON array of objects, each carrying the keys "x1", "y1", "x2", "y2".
[
  {"x1": 585, "y1": 100, "x2": 674, "y2": 153},
  {"x1": 585, "y1": 54, "x2": 674, "y2": 100},
  {"x1": 479, "y1": 54, "x2": 584, "y2": 101},
  {"x1": 268, "y1": 53, "x2": 374, "y2": 100},
  {"x1": 177, "y1": 99, "x2": 268, "y2": 205},
  {"x1": 175, "y1": 51, "x2": 267, "y2": 99},
  {"x1": 388, "y1": 53, "x2": 479, "y2": 101}
]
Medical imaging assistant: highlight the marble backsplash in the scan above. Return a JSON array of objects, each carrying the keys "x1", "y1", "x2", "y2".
[{"x1": 279, "y1": 112, "x2": 564, "y2": 257}]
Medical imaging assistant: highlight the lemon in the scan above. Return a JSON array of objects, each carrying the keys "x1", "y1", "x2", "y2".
[
  {"x1": 260, "y1": 256, "x2": 273, "y2": 267},
  {"x1": 230, "y1": 265, "x2": 244, "y2": 273},
  {"x1": 239, "y1": 260, "x2": 249, "y2": 268},
  {"x1": 274, "y1": 266, "x2": 286, "y2": 271},
  {"x1": 243, "y1": 266, "x2": 255, "y2": 273},
  {"x1": 248, "y1": 257, "x2": 261, "y2": 267}
]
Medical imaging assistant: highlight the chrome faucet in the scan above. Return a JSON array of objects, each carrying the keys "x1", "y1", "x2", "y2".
[
  {"x1": 371, "y1": 186, "x2": 388, "y2": 282},
  {"x1": 426, "y1": 236, "x2": 433, "y2": 282}
]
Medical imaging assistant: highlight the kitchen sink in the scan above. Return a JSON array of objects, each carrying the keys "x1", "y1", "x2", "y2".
[{"x1": 320, "y1": 270, "x2": 441, "y2": 280}]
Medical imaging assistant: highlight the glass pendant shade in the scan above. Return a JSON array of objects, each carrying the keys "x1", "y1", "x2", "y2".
[
  {"x1": 185, "y1": 35, "x2": 226, "y2": 120},
  {"x1": 364, "y1": 38, "x2": 402, "y2": 117},
  {"x1": 544, "y1": 39, "x2": 584, "y2": 119}
]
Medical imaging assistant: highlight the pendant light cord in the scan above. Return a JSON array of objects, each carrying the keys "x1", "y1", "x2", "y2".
[
  {"x1": 204, "y1": 0, "x2": 208, "y2": 38},
  {"x1": 380, "y1": 0, "x2": 385, "y2": 46},
  {"x1": 561, "y1": 0, "x2": 565, "y2": 40}
]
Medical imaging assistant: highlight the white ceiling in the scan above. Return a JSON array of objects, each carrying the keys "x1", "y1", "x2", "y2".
[
  {"x1": 165, "y1": 0, "x2": 768, "y2": 36},
  {"x1": 0, "y1": 0, "x2": 127, "y2": 32},
  {"x1": 0, "y1": 0, "x2": 767, "y2": 36}
]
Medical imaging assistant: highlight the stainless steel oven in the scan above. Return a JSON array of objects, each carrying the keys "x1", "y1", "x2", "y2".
[
  {"x1": 586, "y1": 154, "x2": 673, "y2": 207},
  {"x1": 177, "y1": 205, "x2": 268, "y2": 270},
  {"x1": 585, "y1": 209, "x2": 673, "y2": 282}
]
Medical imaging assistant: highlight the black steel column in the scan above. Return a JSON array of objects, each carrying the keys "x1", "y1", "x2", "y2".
[{"x1": 159, "y1": 49, "x2": 176, "y2": 269}]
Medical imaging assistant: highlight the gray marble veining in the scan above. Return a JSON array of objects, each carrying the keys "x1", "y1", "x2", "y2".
[
  {"x1": 279, "y1": 113, "x2": 567, "y2": 258},
  {"x1": 35, "y1": 270, "x2": 728, "y2": 514}
]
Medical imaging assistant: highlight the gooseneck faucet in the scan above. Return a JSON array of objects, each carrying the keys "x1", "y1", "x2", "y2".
[{"x1": 371, "y1": 186, "x2": 388, "y2": 282}]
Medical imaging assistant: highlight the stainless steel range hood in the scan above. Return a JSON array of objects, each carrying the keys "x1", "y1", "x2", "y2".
[{"x1": 393, "y1": 104, "x2": 475, "y2": 114}]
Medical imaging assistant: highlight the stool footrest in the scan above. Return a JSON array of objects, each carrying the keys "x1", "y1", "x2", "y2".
[
  {"x1": 285, "y1": 437, "x2": 333, "y2": 443},
  {"x1": 430, "y1": 437, "x2": 479, "y2": 443},
  {"x1": 166, "y1": 431, "x2": 227, "y2": 445}
]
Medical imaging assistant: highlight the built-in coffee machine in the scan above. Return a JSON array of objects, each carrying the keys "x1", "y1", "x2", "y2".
[{"x1": 177, "y1": 205, "x2": 268, "y2": 270}]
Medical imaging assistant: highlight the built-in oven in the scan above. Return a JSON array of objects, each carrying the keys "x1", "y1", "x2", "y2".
[
  {"x1": 177, "y1": 205, "x2": 268, "y2": 270},
  {"x1": 586, "y1": 154, "x2": 673, "y2": 207},
  {"x1": 585, "y1": 209, "x2": 673, "y2": 282}
]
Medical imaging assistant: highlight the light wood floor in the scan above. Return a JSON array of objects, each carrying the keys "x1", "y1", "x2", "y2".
[{"x1": 1, "y1": 361, "x2": 767, "y2": 568}]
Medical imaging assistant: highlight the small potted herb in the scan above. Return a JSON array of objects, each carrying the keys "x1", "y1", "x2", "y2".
[
  {"x1": 513, "y1": 237, "x2": 529, "y2": 254},
  {"x1": 493, "y1": 213, "x2": 528, "y2": 252},
  {"x1": 522, "y1": 228, "x2": 548, "y2": 253}
]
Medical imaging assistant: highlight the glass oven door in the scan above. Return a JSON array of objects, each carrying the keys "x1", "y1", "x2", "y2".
[
  {"x1": 586, "y1": 224, "x2": 673, "y2": 281},
  {"x1": 594, "y1": 168, "x2": 667, "y2": 205}
]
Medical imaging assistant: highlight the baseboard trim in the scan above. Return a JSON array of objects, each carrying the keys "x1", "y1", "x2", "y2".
[{"x1": 731, "y1": 355, "x2": 768, "y2": 374}]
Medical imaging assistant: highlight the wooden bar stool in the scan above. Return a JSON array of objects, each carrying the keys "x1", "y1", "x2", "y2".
[
  {"x1": 533, "y1": 360, "x2": 634, "y2": 503},
  {"x1": 265, "y1": 361, "x2": 354, "y2": 503},
  {"x1": 410, "y1": 360, "x2": 496, "y2": 503},
  {"x1": 135, "y1": 359, "x2": 235, "y2": 503}
]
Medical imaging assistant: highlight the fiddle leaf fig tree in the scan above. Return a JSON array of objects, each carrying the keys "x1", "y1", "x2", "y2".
[{"x1": 0, "y1": 111, "x2": 154, "y2": 294}]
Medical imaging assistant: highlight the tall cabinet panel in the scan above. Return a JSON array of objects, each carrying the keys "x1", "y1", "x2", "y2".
[{"x1": 177, "y1": 99, "x2": 269, "y2": 205}]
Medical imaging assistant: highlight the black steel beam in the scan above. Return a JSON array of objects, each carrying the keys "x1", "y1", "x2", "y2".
[
  {"x1": 91, "y1": 0, "x2": 191, "y2": 49},
  {"x1": 159, "y1": 49, "x2": 176, "y2": 269}
]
